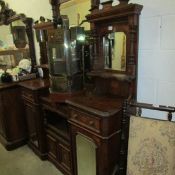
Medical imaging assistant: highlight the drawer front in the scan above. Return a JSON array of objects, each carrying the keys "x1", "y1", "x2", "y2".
[
  {"x1": 70, "y1": 109, "x2": 100, "y2": 133},
  {"x1": 22, "y1": 89, "x2": 35, "y2": 103}
]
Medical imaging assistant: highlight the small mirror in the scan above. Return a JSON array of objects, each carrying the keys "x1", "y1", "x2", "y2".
[{"x1": 103, "y1": 32, "x2": 126, "y2": 71}]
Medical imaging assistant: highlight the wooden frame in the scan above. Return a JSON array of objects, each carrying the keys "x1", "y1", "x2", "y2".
[
  {"x1": 0, "y1": 0, "x2": 37, "y2": 72},
  {"x1": 86, "y1": 0, "x2": 143, "y2": 99},
  {"x1": 86, "y1": 1, "x2": 143, "y2": 75}
]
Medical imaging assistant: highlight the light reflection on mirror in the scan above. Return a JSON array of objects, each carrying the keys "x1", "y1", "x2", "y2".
[{"x1": 103, "y1": 32, "x2": 126, "y2": 71}]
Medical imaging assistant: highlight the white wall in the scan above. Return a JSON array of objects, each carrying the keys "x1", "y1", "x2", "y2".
[
  {"x1": 5, "y1": 0, "x2": 52, "y2": 20},
  {"x1": 129, "y1": 0, "x2": 175, "y2": 120},
  {"x1": 4, "y1": 0, "x2": 175, "y2": 119}
]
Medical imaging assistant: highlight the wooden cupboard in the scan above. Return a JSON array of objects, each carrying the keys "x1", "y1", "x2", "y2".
[
  {"x1": 20, "y1": 79, "x2": 49, "y2": 159},
  {"x1": 0, "y1": 84, "x2": 27, "y2": 150}
]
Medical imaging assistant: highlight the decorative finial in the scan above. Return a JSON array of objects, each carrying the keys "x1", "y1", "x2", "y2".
[
  {"x1": 118, "y1": 0, "x2": 129, "y2": 4},
  {"x1": 91, "y1": 0, "x2": 100, "y2": 11}
]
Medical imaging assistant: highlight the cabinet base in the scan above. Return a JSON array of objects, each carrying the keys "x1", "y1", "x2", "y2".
[
  {"x1": 48, "y1": 155, "x2": 71, "y2": 175},
  {"x1": 0, "y1": 134, "x2": 27, "y2": 151},
  {"x1": 28, "y1": 142, "x2": 48, "y2": 160}
]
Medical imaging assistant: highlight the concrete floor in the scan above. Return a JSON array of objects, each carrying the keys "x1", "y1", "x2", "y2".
[{"x1": 0, "y1": 144, "x2": 63, "y2": 175}]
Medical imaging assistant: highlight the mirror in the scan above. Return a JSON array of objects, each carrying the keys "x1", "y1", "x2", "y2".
[
  {"x1": 103, "y1": 32, "x2": 126, "y2": 71},
  {"x1": 0, "y1": 0, "x2": 37, "y2": 82},
  {"x1": 0, "y1": 22, "x2": 30, "y2": 76}
]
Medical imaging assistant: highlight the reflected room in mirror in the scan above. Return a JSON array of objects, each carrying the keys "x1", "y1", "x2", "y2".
[
  {"x1": 0, "y1": 0, "x2": 37, "y2": 82},
  {"x1": 103, "y1": 32, "x2": 126, "y2": 71},
  {"x1": 0, "y1": 23, "x2": 30, "y2": 81}
]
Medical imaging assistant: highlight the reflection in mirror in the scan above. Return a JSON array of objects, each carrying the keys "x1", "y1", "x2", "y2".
[
  {"x1": 11, "y1": 20, "x2": 28, "y2": 49},
  {"x1": 0, "y1": 23, "x2": 30, "y2": 81},
  {"x1": 103, "y1": 32, "x2": 126, "y2": 71}
]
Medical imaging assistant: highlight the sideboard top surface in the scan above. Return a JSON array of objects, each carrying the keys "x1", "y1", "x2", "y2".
[{"x1": 66, "y1": 95, "x2": 124, "y2": 117}]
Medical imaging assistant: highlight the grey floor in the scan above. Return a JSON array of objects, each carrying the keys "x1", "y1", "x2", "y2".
[{"x1": 0, "y1": 144, "x2": 63, "y2": 175}]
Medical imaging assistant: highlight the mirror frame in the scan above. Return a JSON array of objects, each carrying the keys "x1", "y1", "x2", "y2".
[
  {"x1": 86, "y1": 1, "x2": 143, "y2": 77},
  {"x1": 0, "y1": 0, "x2": 36, "y2": 72},
  {"x1": 101, "y1": 28, "x2": 128, "y2": 72}
]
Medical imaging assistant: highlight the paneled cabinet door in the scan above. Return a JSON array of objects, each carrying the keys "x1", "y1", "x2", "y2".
[
  {"x1": 58, "y1": 143, "x2": 71, "y2": 172},
  {"x1": 0, "y1": 94, "x2": 5, "y2": 137},
  {"x1": 24, "y1": 101, "x2": 39, "y2": 148}
]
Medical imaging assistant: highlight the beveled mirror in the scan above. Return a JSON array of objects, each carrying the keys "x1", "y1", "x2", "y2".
[{"x1": 103, "y1": 32, "x2": 126, "y2": 71}]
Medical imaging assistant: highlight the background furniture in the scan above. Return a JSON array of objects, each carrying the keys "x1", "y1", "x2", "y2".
[
  {"x1": 20, "y1": 79, "x2": 49, "y2": 159},
  {"x1": 0, "y1": 0, "x2": 37, "y2": 72},
  {"x1": 0, "y1": 84, "x2": 27, "y2": 150},
  {"x1": 0, "y1": 0, "x2": 37, "y2": 150},
  {"x1": 34, "y1": 20, "x2": 53, "y2": 79}
]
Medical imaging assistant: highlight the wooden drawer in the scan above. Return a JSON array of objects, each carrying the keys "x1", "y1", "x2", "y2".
[
  {"x1": 70, "y1": 109, "x2": 101, "y2": 133},
  {"x1": 21, "y1": 89, "x2": 35, "y2": 103}
]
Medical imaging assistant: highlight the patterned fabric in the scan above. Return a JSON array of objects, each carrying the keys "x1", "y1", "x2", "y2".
[{"x1": 127, "y1": 116, "x2": 175, "y2": 175}]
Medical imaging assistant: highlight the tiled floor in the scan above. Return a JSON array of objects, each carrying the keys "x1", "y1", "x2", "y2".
[{"x1": 0, "y1": 144, "x2": 63, "y2": 175}]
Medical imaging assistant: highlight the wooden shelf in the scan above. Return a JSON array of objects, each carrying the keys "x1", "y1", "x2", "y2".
[
  {"x1": 44, "y1": 109, "x2": 70, "y2": 140},
  {"x1": 88, "y1": 71, "x2": 135, "y2": 82},
  {"x1": 46, "y1": 121, "x2": 70, "y2": 141}
]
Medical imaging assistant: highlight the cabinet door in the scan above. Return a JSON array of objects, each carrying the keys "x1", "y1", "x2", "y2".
[
  {"x1": 0, "y1": 94, "x2": 5, "y2": 137},
  {"x1": 76, "y1": 134, "x2": 96, "y2": 175},
  {"x1": 24, "y1": 102, "x2": 39, "y2": 148},
  {"x1": 58, "y1": 143, "x2": 71, "y2": 172},
  {"x1": 46, "y1": 133, "x2": 57, "y2": 160},
  {"x1": 3, "y1": 87, "x2": 26, "y2": 141}
]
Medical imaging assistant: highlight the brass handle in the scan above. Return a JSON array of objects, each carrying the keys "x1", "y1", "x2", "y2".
[
  {"x1": 72, "y1": 113, "x2": 78, "y2": 119},
  {"x1": 89, "y1": 120, "x2": 94, "y2": 126}
]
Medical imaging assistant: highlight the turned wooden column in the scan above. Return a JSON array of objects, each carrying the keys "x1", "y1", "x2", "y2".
[
  {"x1": 23, "y1": 18, "x2": 37, "y2": 72},
  {"x1": 49, "y1": 0, "x2": 61, "y2": 28}
]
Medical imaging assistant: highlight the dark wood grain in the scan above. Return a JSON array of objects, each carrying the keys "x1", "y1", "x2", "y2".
[
  {"x1": 20, "y1": 79, "x2": 49, "y2": 160},
  {"x1": 0, "y1": 85, "x2": 27, "y2": 150}
]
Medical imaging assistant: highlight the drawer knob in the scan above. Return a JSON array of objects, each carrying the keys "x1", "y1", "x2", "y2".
[
  {"x1": 72, "y1": 113, "x2": 78, "y2": 119},
  {"x1": 89, "y1": 120, "x2": 94, "y2": 126}
]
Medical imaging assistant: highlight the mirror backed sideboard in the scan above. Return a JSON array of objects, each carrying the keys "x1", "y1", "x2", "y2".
[{"x1": 0, "y1": 0, "x2": 143, "y2": 175}]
